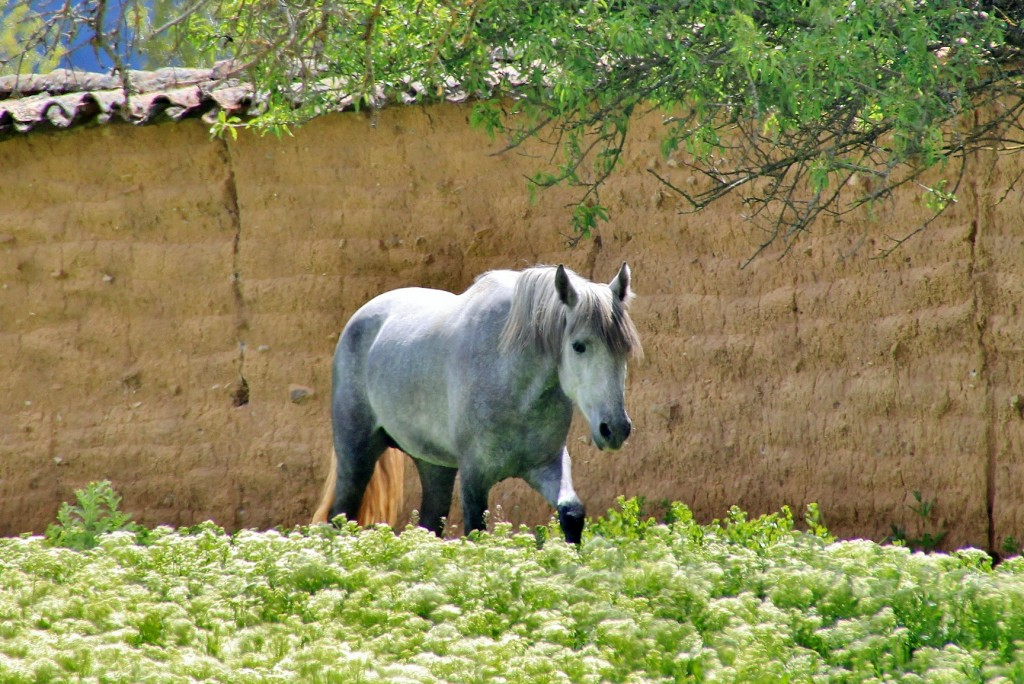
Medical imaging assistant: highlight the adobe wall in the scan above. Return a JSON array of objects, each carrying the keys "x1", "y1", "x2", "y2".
[{"x1": 2, "y1": 105, "x2": 1022, "y2": 551}]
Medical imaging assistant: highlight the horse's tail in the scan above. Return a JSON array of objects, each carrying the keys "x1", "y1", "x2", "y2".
[{"x1": 311, "y1": 448, "x2": 405, "y2": 527}]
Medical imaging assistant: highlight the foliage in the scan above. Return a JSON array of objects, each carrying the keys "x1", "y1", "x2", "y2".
[
  {"x1": 0, "y1": 0, "x2": 213, "y2": 77},
  {"x1": 462, "y1": 0, "x2": 1024, "y2": 252},
  {"x1": 885, "y1": 490, "x2": 949, "y2": 553},
  {"x1": 1, "y1": 494, "x2": 1023, "y2": 681},
  {"x1": 0, "y1": 4, "x2": 58, "y2": 74},
  {"x1": 4, "y1": 2, "x2": 1024, "y2": 252},
  {"x1": 44, "y1": 480, "x2": 145, "y2": 551},
  {"x1": 1003, "y1": 534, "x2": 1023, "y2": 557}
]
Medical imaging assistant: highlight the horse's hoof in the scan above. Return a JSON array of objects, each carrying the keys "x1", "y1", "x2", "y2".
[{"x1": 558, "y1": 503, "x2": 585, "y2": 545}]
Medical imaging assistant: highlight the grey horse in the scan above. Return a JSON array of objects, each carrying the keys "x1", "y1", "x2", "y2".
[{"x1": 322, "y1": 263, "x2": 641, "y2": 544}]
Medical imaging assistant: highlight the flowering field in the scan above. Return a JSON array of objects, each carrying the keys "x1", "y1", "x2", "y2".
[{"x1": 2, "y1": 496, "x2": 1023, "y2": 683}]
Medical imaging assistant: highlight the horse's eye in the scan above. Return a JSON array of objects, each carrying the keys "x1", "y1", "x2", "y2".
[{"x1": 572, "y1": 341, "x2": 586, "y2": 354}]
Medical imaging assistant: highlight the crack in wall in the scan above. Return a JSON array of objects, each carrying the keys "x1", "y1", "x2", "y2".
[
  {"x1": 582, "y1": 234, "x2": 604, "y2": 281},
  {"x1": 967, "y1": 176, "x2": 996, "y2": 554},
  {"x1": 219, "y1": 137, "x2": 250, "y2": 405}
]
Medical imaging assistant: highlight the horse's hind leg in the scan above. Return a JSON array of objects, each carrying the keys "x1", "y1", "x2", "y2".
[
  {"x1": 413, "y1": 459, "x2": 457, "y2": 536},
  {"x1": 330, "y1": 314, "x2": 393, "y2": 523},
  {"x1": 329, "y1": 424, "x2": 389, "y2": 524}
]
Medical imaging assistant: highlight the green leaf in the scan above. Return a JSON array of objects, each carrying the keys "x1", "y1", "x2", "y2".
[{"x1": 45, "y1": 480, "x2": 142, "y2": 550}]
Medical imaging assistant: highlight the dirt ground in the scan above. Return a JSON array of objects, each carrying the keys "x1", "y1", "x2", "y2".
[{"x1": 2, "y1": 105, "x2": 1023, "y2": 551}]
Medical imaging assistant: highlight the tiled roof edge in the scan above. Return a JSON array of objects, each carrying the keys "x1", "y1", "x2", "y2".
[
  {"x1": 0, "y1": 61, "x2": 254, "y2": 135},
  {"x1": 0, "y1": 59, "x2": 529, "y2": 137}
]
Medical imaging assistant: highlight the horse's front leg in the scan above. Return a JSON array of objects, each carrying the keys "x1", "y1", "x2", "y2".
[
  {"x1": 525, "y1": 448, "x2": 585, "y2": 544},
  {"x1": 458, "y1": 466, "x2": 492, "y2": 536}
]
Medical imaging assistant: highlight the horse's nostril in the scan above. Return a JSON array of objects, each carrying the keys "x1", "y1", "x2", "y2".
[
  {"x1": 599, "y1": 422, "x2": 612, "y2": 440},
  {"x1": 623, "y1": 421, "x2": 632, "y2": 440}
]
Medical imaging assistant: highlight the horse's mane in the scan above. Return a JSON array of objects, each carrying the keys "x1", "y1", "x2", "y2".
[{"x1": 489, "y1": 266, "x2": 642, "y2": 359}]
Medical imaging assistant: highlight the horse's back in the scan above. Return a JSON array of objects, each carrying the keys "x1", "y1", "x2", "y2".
[
  {"x1": 336, "y1": 287, "x2": 455, "y2": 354},
  {"x1": 343, "y1": 275, "x2": 517, "y2": 354},
  {"x1": 355, "y1": 285, "x2": 458, "y2": 322}
]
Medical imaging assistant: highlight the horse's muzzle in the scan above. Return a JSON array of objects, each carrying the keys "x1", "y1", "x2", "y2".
[{"x1": 596, "y1": 416, "x2": 632, "y2": 451}]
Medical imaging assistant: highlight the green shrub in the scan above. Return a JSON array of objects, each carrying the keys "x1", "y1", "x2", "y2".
[{"x1": 44, "y1": 480, "x2": 144, "y2": 550}]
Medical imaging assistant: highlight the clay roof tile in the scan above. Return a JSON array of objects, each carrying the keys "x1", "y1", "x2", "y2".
[
  {"x1": 0, "y1": 58, "x2": 527, "y2": 137},
  {"x1": 0, "y1": 61, "x2": 253, "y2": 136}
]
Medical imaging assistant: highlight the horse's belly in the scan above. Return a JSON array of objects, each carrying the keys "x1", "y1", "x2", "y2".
[
  {"x1": 383, "y1": 428, "x2": 459, "y2": 469},
  {"x1": 366, "y1": 387, "x2": 454, "y2": 466},
  {"x1": 364, "y1": 336, "x2": 459, "y2": 468}
]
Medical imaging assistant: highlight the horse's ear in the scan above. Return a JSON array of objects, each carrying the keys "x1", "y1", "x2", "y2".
[
  {"x1": 555, "y1": 264, "x2": 578, "y2": 307},
  {"x1": 609, "y1": 262, "x2": 631, "y2": 302}
]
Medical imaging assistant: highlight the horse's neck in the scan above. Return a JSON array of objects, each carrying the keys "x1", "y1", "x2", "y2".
[{"x1": 508, "y1": 349, "x2": 569, "y2": 415}]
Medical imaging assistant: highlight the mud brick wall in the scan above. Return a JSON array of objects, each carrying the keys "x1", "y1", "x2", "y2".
[{"x1": 2, "y1": 105, "x2": 1022, "y2": 551}]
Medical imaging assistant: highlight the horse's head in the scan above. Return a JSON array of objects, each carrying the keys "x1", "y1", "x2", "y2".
[{"x1": 554, "y1": 263, "x2": 642, "y2": 451}]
